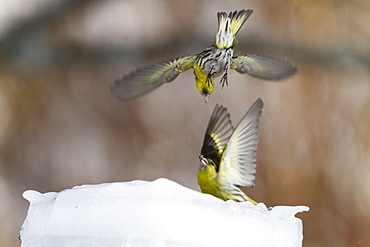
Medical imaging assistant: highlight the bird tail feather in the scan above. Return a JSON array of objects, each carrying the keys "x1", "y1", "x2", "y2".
[{"x1": 216, "y1": 9, "x2": 253, "y2": 48}]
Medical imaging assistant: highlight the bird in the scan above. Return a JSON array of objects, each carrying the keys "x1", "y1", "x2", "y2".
[
  {"x1": 198, "y1": 98, "x2": 263, "y2": 204},
  {"x1": 110, "y1": 10, "x2": 297, "y2": 103}
]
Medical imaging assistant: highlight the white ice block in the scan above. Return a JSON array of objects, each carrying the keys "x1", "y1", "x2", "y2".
[{"x1": 20, "y1": 178, "x2": 309, "y2": 247}]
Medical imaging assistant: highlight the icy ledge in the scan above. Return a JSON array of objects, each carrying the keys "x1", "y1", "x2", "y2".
[{"x1": 20, "y1": 178, "x2": 309, "y2": 247}]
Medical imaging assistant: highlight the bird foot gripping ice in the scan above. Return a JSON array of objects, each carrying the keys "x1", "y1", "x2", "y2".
[
  {"x1": 20, "y1": 178, "x2": 309, "y2": 247},
  {"x1": 110, "y1": 9, "x2": 297, "y2": 103}
]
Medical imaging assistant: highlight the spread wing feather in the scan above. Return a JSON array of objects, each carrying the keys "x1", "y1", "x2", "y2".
[
  {"x1": 231, "y1": 54, "x2": 297, "y2": 80},
  {"x1": 201, "y1": 104, "x2": 234, "y2": 171},
  {"x1": 219, "y1": 98, "x2": 263, "y2": 188},
  {"x1": 111, "y1": 55, "x2": 196, "y2": 100}
]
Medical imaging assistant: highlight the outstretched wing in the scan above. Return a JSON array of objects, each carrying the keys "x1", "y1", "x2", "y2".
[
  {"x1": 230, "y1": 54, "x2": 297, "y2": 80},
  {"x1": 201, "y1": 104, "x2": 234, "y2": 172},
  {"x1": 219, "y1": 98, "x2": 263, "y2": 188},
  {"x1": 110, "y1": 55, "x2": 196, "y2": 100}
]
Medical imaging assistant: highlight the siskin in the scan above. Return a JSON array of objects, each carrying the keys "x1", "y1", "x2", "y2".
[
  {"x1": 110, "y1": 10, "x2": 297, "y2": 103},
  {"x1": 198, "y1": 98, "x2": 263, "y2": 204}
]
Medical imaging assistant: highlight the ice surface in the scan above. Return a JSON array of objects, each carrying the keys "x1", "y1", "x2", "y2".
[{"x1": 20, "y1": 178, "x2": 309, "y2": 247}]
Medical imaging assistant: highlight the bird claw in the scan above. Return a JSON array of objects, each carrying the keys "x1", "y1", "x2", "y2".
[
  {"x1": 220, "y1": 72, "x2": 228, "y2": 88},
  {"x1": 206, "y1": 67, "x2": 215, "y2": 86}
]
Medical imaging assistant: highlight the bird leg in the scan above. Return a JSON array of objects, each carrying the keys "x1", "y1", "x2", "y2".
[
  {"x1": 220, "y1": 71, "x2": 228, "y2": 88},
  {"x1": 206, "y1": 66, "x2": 216, "y2": 86}
]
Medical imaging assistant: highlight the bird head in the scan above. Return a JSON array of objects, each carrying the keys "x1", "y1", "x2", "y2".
[
  {"x1": 198, "y1": 85, "x2": 213, "y2": 103},
  {"x1": 195, "y1": 73, "x2": 214, "y2": 103}
]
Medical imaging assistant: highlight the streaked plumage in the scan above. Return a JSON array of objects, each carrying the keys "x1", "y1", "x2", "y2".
[
  {"x1": 198, "y1": 98, "x2": 263, "y2": 203},
  {"x1": 111, "y1": 10, "x2": 297, "y2": 103}
]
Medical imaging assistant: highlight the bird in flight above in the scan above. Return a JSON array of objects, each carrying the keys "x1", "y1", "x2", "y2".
[{"x1": 111, "y1": 10, "x2": 297, "y2": 103}]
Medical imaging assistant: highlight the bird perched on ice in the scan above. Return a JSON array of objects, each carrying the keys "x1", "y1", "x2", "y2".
[
  {"x1": 198, "y1": 98, "x2": 263, "y2": 204},
  {"x1": 110, "y1": 10, "x2": 296, "y2": 103}
]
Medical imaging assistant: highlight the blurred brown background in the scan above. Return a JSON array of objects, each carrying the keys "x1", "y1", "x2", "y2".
[{"x1": 1, "y1": 0, "x2": 369, "y2": 246}]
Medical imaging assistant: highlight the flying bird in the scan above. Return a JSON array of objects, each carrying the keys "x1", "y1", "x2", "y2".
[
  {"x1": 198, "y1": 98, "x2": 263, "y2": 203},
  {"x1": 111, "y1": 10, "x2": 296, "y2": 103}
]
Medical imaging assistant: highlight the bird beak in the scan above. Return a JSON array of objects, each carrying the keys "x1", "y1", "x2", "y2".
[
  {"x1": 199, "y1": 156, "x2": 208, "y2": 168},
  {"x1": 202, "y1": 94, "x2": 209, "y2": 103}
]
